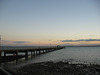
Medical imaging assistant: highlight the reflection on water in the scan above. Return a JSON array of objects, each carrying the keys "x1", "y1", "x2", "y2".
[{"x1": 2, "y1": 47, "x2": 100, "y2": 68}]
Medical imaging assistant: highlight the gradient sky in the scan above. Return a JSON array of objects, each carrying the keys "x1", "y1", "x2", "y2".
[{"x1": 0, "y1": 0, "x2": 100, "y2": 46}]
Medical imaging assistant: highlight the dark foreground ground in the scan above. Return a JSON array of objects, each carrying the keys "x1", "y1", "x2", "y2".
[{"x1": 6, "y1": 61, "x2": 100, "y2": 75}]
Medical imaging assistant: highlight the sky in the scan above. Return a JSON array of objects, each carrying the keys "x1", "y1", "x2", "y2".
[{"x1": 0, "y1": 0, "x2": 100, "y2": 46}]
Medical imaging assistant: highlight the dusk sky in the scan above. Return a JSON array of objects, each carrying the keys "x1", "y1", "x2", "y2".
[{"x1": 0, "y1": 0, "x2": 100, "y2": 46}]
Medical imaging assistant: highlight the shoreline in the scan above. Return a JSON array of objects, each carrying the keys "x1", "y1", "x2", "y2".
[{"x1": 6, "y1": 61, "x2": 100, "y2": 75}]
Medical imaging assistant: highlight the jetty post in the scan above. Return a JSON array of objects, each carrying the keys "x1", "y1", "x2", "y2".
[
  {"x1": 16, "y1": 51, "x2": 18, "y2": 63},
  {"x1": 25, "y1": 51, "x2": 28, "y2": 60}
]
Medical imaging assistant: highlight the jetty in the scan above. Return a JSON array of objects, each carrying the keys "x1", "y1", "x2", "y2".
[{"x1": 0, "y1": 46, "x2": 65, "y2": 63}]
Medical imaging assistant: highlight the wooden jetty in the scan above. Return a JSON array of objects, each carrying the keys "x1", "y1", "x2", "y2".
[{"x1": 0, "y1": 46, "x2": 65, "y2": 63}]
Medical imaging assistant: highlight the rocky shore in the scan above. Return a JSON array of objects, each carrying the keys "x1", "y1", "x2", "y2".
[{"x1": 8, "y1": 61, "x2": 100, "y2": 75}]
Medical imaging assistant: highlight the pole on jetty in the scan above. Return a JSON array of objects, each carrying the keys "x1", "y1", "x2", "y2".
[
  {"x1": 0, "y1": 35, "x2": 1, "y2": 58},
  {"x1": 0, "y1": 35, "x2": 1, "y2": 66}
]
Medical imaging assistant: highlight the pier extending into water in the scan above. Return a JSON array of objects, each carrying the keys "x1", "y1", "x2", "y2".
[{"x1": 0, "y1": 46, "x2": 65, "y2": 63}]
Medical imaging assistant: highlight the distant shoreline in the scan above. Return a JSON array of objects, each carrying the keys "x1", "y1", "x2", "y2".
[{"x1": 66, "y1": 46, "x2": 100, "y2": 47}]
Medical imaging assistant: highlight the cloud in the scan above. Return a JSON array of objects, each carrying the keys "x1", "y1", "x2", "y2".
[
  {"x1": 13, "y1": 41, "x2": 30, "y2": 44},
  {"x1": 61, "y1": 39, "x2": 100, "y2": 42},
  {"x1": 1, "y1": 40, "x2": 30, "y2": 44}
]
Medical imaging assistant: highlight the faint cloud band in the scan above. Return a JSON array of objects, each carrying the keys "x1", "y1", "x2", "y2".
[{"x1": 61, "y1": 39, "x2": 100, "y2": 42}]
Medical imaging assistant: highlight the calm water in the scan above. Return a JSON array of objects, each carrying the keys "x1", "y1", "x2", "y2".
[
  {"x1": 28, "y1": 47, "x2": 100, "y2": 64},
  {"x1": 2, "y1": 47, "x2": 100, "y2": 67}
]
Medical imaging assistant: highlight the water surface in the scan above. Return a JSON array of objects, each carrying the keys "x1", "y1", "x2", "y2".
[{"x1": 2, "y1": 47, "x2": 100, "y2": 68}]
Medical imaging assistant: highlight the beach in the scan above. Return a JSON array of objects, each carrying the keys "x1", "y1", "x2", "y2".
[{"x1": 7, "y1": 61, "x2": 100, "y2": 75}]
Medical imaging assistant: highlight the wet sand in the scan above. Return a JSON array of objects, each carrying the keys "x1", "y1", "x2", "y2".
[{"x1": 7, "y1": 61, "x2": 100, "y2": 75}]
